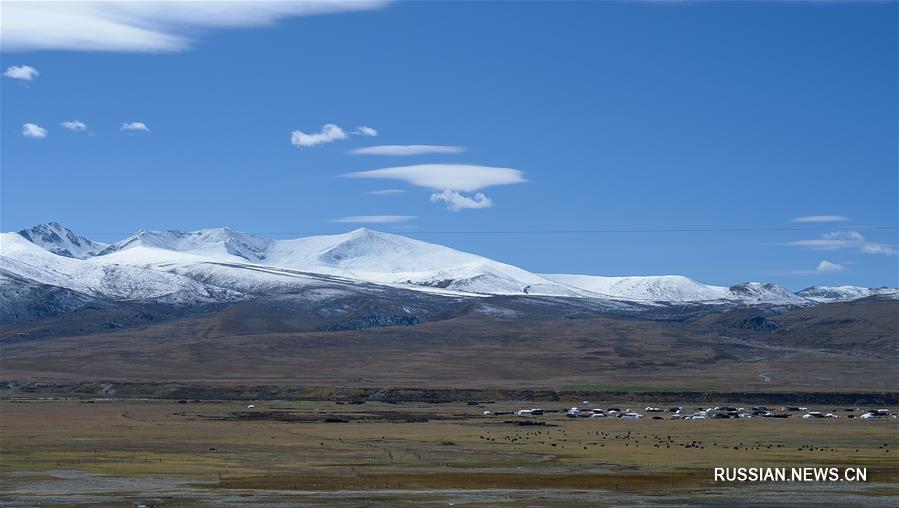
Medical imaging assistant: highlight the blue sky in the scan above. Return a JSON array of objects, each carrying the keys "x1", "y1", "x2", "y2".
[{"x1": 1, "y1": 0, "x2": 896, "y2": 289}]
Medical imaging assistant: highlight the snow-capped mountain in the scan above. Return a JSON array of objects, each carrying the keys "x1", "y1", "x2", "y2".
[
  {"x1": 0, "y1": 232, "x2": 237, "y2": 303},
  {"x1": 541, "y1": 275, "x2": 807, "y2": 306},
  {"x1": 726, "y1": 282, "x2": 809, "y2": 306},
  {"x1": 17, "y1": 222, "x2": 108, "y2": 259},
  {"x1": 264, "y1": 228, "x2": 584, "y2": 296},
  {"x1": 99, "y1": 227, "x2": 271, "y2": 263},
  {"x1": 64, "y1": 226, "x2": 585, "y2": 297},
  {"x1": 2, "y1": 222, "x2": 893, "y2": 310},
  {"x1": 796, "y1": 285, "x2": 899, "y2": 303},
  {"x1": 543, "y1": 274, "x2": 730, "y2": 302}
]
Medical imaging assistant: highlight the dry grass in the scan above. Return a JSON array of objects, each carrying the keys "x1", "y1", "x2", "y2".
[{"x1": 2, "y1": 399, "x2": 897, "y2": 491}]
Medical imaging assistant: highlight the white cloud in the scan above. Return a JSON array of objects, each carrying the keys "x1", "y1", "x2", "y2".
[
  {"x1": 816, "y1": 260, "x2": 844, "y2": 273},
  {"x1": 430, "y1": 190, "x2": 493, "y2": 211},
  {"x1": 121, "y1": 122, "x2": 150, "y2": 132},
  {"x1": 345, "y1": 164, "x2": 524, "y2": 211},
  {"x1": 61, "y1": 120, "x2": 87, "y2": 131},
  {"x1": 790, "y1": 230, "x2": 896, "y2": 256},
  {"x1": 344, "y1": 164, "x2": 525, "y2": 192},
  {"x1": 331, "y1": 215, "x2": 416, "y2": 223},
  {"x1": 367, "y1": 189, "x2": 406, "y2": 195},
  {"x1": 4, "y1": 65, "x2": 39, "y2": 80},
  {"x1": 1, "y1": 1, "x2": 390, "y2": 53},
  {"x1": 353, "y1": 126, "x2": 378, "y2": 137},
  {"x1": 791, "y1": 215, "x2": 850, "y2": 223},
  {"x1": 291, "y1": 124, "x2": 347, "y2": 147},
  {"x1": 351, "y1": 145, "x2": 466, "y2": 156},
  {"x1": 22, "y1": 123, "x2": 47, "y2": 138}
]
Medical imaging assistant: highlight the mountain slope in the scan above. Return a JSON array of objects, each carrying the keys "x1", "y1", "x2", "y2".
[{"x1": 0, "y1": 269, "x2": 102, "y2": 323}]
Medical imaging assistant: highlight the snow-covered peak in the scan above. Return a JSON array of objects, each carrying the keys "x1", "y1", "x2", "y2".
[
  {"x1": 267, "y1": 228, "x2": 580, "y2": 296},
  {"x1": 271, "y1": 228, "x2": 474, "y2": 271},
  {"x1": 543, "y1": 275, "x2": 809, "y2": 306},
  {"x1": 727, "y1": 282, "x2": 808, "y2": 306},
  {"x1": 99, "y1": 227, "x2": 271, "y2": 262},
  {"x1": 542, "y1": 274, "x2": 730, "y2": 302},
  {"x1": 346, "y1": 227, "x2": 376, "y2": 236},
  {"x1": 320, "y1": 228, "x2": 425, "y2": 267},
  {"x1": 796, "y1": 285, "x2": 899, "y2": 303},
  {"x1": 16, "y1": 222, "x2": 108, "y2": 259}
]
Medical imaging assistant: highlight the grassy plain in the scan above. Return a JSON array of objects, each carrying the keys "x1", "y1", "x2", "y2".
[{"x1": 1, "y1": 399, "x2": 897, "y2": 506}]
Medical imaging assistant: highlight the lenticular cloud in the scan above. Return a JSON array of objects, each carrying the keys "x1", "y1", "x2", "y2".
[
  {"x1": 344, "y1": 164, "x2": 525, "y2": 192},
  {"x1": 345, "y1": 164, "x2": 525, "y2": 211}
]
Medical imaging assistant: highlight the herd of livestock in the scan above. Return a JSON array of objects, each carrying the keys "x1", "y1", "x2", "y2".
[{"x1": 480, "y1": 405, "x2": 896, "y2": 421}]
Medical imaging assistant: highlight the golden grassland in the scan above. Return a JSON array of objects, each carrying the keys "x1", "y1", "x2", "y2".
[{"x1": 2, "y1": 399, "x2": 897, "y2": 497}]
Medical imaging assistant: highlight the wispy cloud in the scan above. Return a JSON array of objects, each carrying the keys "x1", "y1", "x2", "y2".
[
  {"x1": 61, "y1": 120, "x2": 87, "y2": 132},
  {"x1": 1, "y1": 1, "x2": 391, "y2": 53},
  {"x1": 367, "y1": 189, "x2": 406, "y2": 195},
  {"x1": 791, "y1": 215, "x2": 850, "y2": 223},
  {"x1": 353, "y1": 126, "x2": 378, "y2": 137},
  {"x1": 290, "y1": 124, "x2": 347, "y2": 147},
  {"x1": 344, "y1": 164, "x2": 525, "y2": 211},
  {"x1": 4, "y1": 65, "x2": 39, "y2": 80},
  {"x1": 331, "y1": 215, "x2": 416, "y2": 223},
  {"x1": 22, "y1": 123, "x2": 47, "y2": 138},
  {"x1": 790, "y1": 230, "x2": 896, "y2": 256},
  {"x1": 121, "y1": 121, "x2": 150, "y2": 133},
  {"x1": 816, "y1": 260, "x2": 844, "y2": 273},
  {"x1": 351, "y1": 145, "x2": 465, "y2": 156}
]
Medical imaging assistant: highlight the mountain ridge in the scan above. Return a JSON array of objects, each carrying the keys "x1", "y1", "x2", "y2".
[{"x1": 2, "y1": 223, "x2": 895, "y2": 309}]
